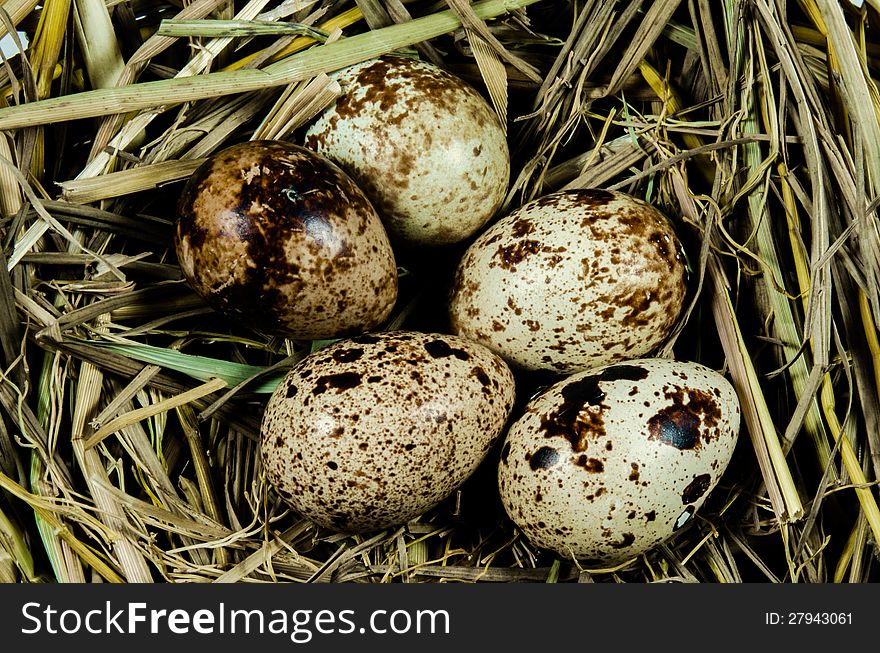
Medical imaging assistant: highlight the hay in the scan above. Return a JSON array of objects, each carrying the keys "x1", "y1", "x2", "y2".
[{"x1": 0, "y1": 0, "x2": 877, "y2": 583}]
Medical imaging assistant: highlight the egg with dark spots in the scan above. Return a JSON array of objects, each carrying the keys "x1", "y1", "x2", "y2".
[
  {"x1": 261, "y1": 331, "x2": 516, "y2": 532},
  {"x1": 449, "y1": 189, "x2": 688, "y2": 373},
  {"x1": 175, "y1": 140, "x2": 397, "y2": 339},
  {"x1": 497, "y1": 358, "x2": 739, "y2": 564},
  {"x1": 304, "y1": 56, "x2": 509, "y2": 247}
]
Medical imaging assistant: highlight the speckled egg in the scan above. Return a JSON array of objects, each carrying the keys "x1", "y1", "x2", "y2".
[
  {"x1": 261, "y1": 331, "x2": 516, "y2": 532},
  {"x1": 498, "y1": 358, "x2": 739, "y2": 564},
  {"x1": 304, "y1": 56, "x2": 509, "y2": 246},
  {"x1": 449, "y1": 189, "x2": 688, "y2": 374},
  {"x1": 175, "y1": 140, "x2": 397, "y2": 339}
]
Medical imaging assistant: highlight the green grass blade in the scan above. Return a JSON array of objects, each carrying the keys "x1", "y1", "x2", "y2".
[{"x1": 86, "y1": 340, "x2": 286, "y2": 393}]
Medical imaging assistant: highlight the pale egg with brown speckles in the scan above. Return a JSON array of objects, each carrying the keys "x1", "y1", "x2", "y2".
[
  {"x1": 175, "y1": 140, "x2": 397, "y2": 340},
  {"x1": 261, "y1": 331, "x2": 516, "y2": 533},
  {"x1": 498, "y1": 358, "x2": 740, "y2": 565},
  {"x1": 449, "y1": 189, "x2": 688, "y2": 374},
  {"x1": 304, "y1": 56, "x2": 509, "y2": 247}
]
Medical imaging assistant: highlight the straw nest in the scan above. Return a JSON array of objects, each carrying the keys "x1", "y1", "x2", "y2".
[{"x1": 0, "y1": 0, "x2": 878, "y2": 583}]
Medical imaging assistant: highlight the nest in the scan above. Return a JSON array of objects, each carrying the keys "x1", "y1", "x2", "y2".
[{"x1": 0, "y1": 0, "x2": 878, "y2": 583}]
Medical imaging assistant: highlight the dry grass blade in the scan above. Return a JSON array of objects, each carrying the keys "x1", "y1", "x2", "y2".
[
  {"x1": 710, "y1": 253, "x2": 790, "y2": 520},
  {"x1": 156, "y1": 19, "x2": 330, "y2": 39},
  {"x1": 85, "y1": 377, "x2": 228, "y2": 449},
  {"x1": 547, "y1": 134, "x2": 643, "y2": 189},
  {"x1": 353, "y1": 0, "x2": 392, "y2": 29},
  {"x1": 72, "y1": 0, "x2": 124, "y2": 89},
  {"x1": 0, "y1": 501, "x2": 35, "y2": 581},
  {"x1": 813, "y1": 1, "x2": 880, "y2": 325},
  {"x1": 0, "y1": 158, "x2": 125, "y2": 280},
  {"x1": 86, "y1": 0, "x2": 230, "y2": 160},
  {"x1": 468, "y1": 31, "x2": 508, "y2": 126},
  {"x1": 0, "y1": 469, "x2": 124, "y2": 582},
  {"x1": 384, "y1": 0, "x2": 445, "y2": 65},
  {"x1": 59, "y1": 160, "x2": 205, "y2": 204},
  {"x1": 0, "y1": 0, "x2": 39, "y2": 40},
  {"x1": 736, "y1": 26, "x2": 829, "y2": 488},
  {"x1": 252, "y1": 74, "x2": 340, "y2": 141},
  {"x1": 0, "y1": 248, "x2": 21, "y2": 377},
  {"x1": 605, "y1": 0, "x2": 682, "y2": 95},
  {"x1": 223, "y1": 5, "x2": 364, "y2": 72},
  {"x1": 70, "y1": 316, "x2": 154, "y2": 582},
  {"x1": 127, "y1": 0, "x2": 230, "y2": 69},
  {"x1": 446, "y1": 0, "x2": 541, "y2": 82},
  {"x1": 178, "y1": 0, "x2": 276, "y2": 79},
  {"x1": 90, "y1": 365, "x2": 161, "y2": 431},
  {"x1": 214, "y1": 523, "x2": 313, "y2": 583},
  {"x1": 175, "y1": 406, "x2": 226, "y2": 543},
  {"x1": 0, "y1": 135, "x2": 22, "y2": 217},
  {"x1": 0, "y1": 0, "x2": 544, "y2": 130},
  {"x1": 564, "y1": 139, "x2": 647, "y2": 190},
  {"x1": 29, "y1": 0, "x2": 70, "y2": 99}
]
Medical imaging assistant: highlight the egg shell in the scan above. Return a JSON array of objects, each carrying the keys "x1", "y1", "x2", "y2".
[
  {"x1": 175, "y1": 140, "x2": 397, "y2": 339},
  {"x1": 497, "y1": 358, "x2": 740, "y2": 564},
  {"x1": 261, "y1": 331, "x2": 516, "y2": 533},
  {"x1": 304, "y1": 56, "x2": 509, "y2": 246},
  {"x1": 449, "y1": 189, "x2": 688, "y2": 374}
]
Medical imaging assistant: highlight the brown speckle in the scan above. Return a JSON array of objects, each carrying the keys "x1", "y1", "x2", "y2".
[
  {"x1": 629, "y1": 463, "x2": 640, "y2": 482},
  {"x1": 424, "y1": 338, "x2": 471, "y2": 361},
  {"x1": 312, "y1": 371, "x2": 362, "y2": 395},
  {"x1": 528, "y1": 446, "x2": 560, "y2": 471},
  {"x1": 682, "y1": 473, "x2": 712, "y2": 504}
]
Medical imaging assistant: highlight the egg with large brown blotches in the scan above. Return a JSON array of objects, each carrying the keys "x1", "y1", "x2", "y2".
[
  {"x1": 175, "y1": 140, "x2": 398, "y2": 340},
  {"x1": 304, "y1": 56, "x2": 509, "y2": 247},
  {"x1": 449, "y1": 189, "x2": 688, "y2": 374},
  {"x1": 261, "y1": 331, "x2": 516, "y2": 533},
  {"x1": 498, "y1": 358, "x2": 740, "y2": 565}
]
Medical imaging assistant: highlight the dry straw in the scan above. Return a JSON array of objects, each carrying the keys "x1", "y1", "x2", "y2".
[{"x1": 0, "y1": 0, "x2": 878, "y2": 584}]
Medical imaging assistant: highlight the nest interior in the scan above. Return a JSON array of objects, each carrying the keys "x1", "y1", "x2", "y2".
[{"x1": 0, "y1": 0, "x2": 878, "y2": 583}]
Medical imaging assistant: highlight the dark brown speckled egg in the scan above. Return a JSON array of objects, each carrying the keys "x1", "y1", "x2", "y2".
[
  {"x1": 175, "y1": 140, "x2": 397, "y2": 339},
  {"x1": 498, "y1": 358, "x2": 740, "y2": 565},
  {"x1": 304, "y1": 56, "x2": 509, "y2": 247},
  {"x1": 261, "y1": 331, "x2": 516, "y2": 533},
  {"x1": 449, "y1": 189, "x2": 688, "y2": 374}
]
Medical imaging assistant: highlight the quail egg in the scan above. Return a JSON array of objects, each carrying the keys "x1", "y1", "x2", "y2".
[
  {"x1": 450, "y1": 189, "x2": 688, "y2": 374},
  {"x1": 498, "y1": 358, "x2": 740, "y2": 564},
  {"x1": 304, "y1": 56, "x2": 509, "y2": 247},
  {"x1": 261, "y1": 331, "x2": 516, "y2": 532},
  {"x1": 175, "y1": 140, "x2": 397, "y2": 339}
]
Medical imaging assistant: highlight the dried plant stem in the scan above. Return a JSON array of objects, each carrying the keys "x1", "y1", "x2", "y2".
[
  {"x1": 0, "y1": 0, "x2": 40, "y2": 40},
  {"x1": 251, "y1": 74, "x2": 340, "y2": 141},
  {"x1": 220, "y1": 6, "x2": 364, "y2": 72},
  {"x1": 857, "y1": 291, "x2": 880, "y2": 482},
  {"x1": 31, "y1": 348, "x2": 86, "y2": 582},
  {"x1": 710, "y1": 258, "x2": 796, "y2": 521},
  {"x1": 0, "y1": 469, "x2": 124, "y2": 582},
  {"x1": 742, "y1": 56, "x2": 829, "y2": 473},
  {"x1": 72, "y1": 0, "x2": 125, "y2": 89},
  {"x1": 780, "y1": 162, "x2": 880, "y2": 546},
  {"x1": 60, "y1": 160, "x2": 205, "y2": 204},
  {"x1": 157, "y1": 19, "x2": 330, "y2": 39},
  {"x1": 637, "y1": 59, "x2": 713, "y2": 182},
  {"x1": 176, "y1": 405, "x2": 229, "y2": 566},
  {"x1": 85, "y1": 377, "x2": 228, "y2": 449},
  {"x1": 71, "y1": 315, "x2": 154, "y2": 582},
  {"x1": 0, "y1": 503, "x2": 34, "y2": 581},
  {"x1": 0, "y1": 0, "x2": 543, "y2": 130},
  {"x1": 30, "y1": 0, "x2": 71, "y2": 99}
]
